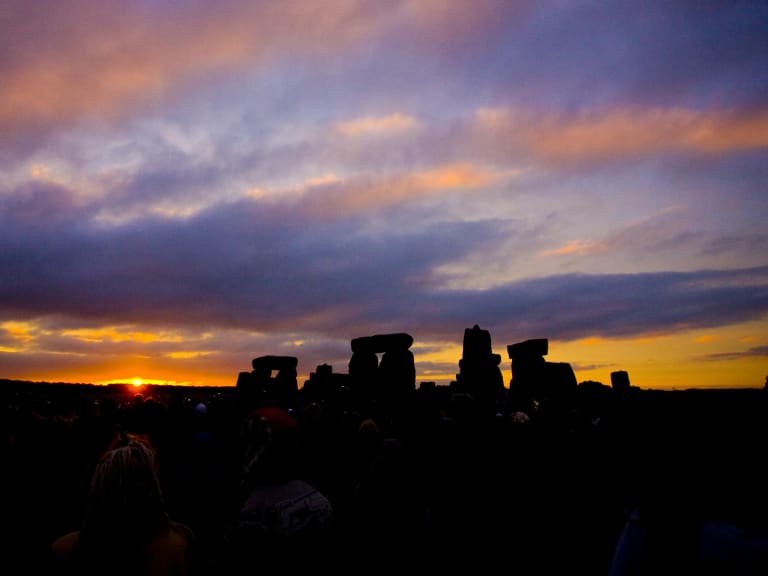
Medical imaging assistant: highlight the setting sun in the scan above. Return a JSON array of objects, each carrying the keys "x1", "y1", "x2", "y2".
[{"x1": 132, "y1": 378, "x2": 143, "y2": 387}]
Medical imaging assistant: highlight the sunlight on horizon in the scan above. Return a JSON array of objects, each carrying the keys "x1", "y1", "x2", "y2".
[
  {"x1": 94, "y1": 377, "x2": 197, "y2": 387},
  {"x1": 68, "y1": 323, "x2": 768, "y2": 391}
]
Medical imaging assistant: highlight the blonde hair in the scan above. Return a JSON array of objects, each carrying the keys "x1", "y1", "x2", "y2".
[{"x1": 81, "y1": 433, "x2": 168, "y2": 544}]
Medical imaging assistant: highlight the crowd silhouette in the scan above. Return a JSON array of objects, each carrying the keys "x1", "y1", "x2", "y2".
[{"x1": 2, "y1": 326, "x2": 767, "y2": 575}]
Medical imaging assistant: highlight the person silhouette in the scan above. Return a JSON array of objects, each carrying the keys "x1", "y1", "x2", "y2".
[
  {"x1": 50, "y1": 431, "x2": 195, "y2": 575},
  {"x1": 228, "y1": 405, "x2": 334, "y2": 570}
]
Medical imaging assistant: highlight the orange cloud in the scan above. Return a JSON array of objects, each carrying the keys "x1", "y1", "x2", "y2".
[
  {"x1": 164, "y1": 351, "x2": 213, "y2": 360},
  {"x1": 1, "y1": 321, "x2": 38, "y2": 343},
  {"x1": 1, "y1": 1, "x2": 503, "y2": 138},
  {"x1": 0, "y1": 2, "x2": 379, "y2": 133},
  {"x1": 569, "y1": 205, "x2": 690, "y2": 257},
  {"x1": 304, "y1": 174, "x2": 342, "y2": 187},
  {"x1": 412, "y1": 163, "x2": 501, "y2": 190},
  {"x1": 299, "y1": 162, "x2": 508, "y2": 217},
  {"x1": 472, "y1": 107, "x2": 768, "y2": 164},
  {"x1": 534, "y1": 109, "x2": 768, "y2": 160},
  {"x1": 336, "y1": 113, "x2": 418, "y2": 136},
  {"x1": 61, "y1": 326, "x2": 184, "y2": 344},
  {"x1": 541, "y1": 240, "x2": 606, "y2": 257}
]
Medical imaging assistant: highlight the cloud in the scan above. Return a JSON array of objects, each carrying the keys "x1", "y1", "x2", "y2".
[
  {"x1": 421, "y1": 266, "x2": 768, "y2": 345},
  {"x1": 470, "y1": 107, "x2": 768, "y2": 166},
  {"x1": 60, "y1": 326, "x2": 185, "y2": 344},
  {"x1": 541, "y1": 240, "x2": 606, "y2": 257},
  {"x1": 0, "y1": 0, "x2": 513, "y2": 153},
  {"x1": 699, "y1": 346, "x2": 768, "y2": 362},
  {"x1": 2, "y1": 177, "x2": 767, "y2": 346},
  {"x1": 700, "y1": 233, "x2": 768, "y2": 258},
  {"x1": 570, "y1": 362, "x2": 617, "y2": 373},
  {"x1": 335, "y1": 113, "x2": 418, "y2": 137},
  {"x1": 464, "y1": 2, "x2": 768, "y2": 111},
  {"x1": 535, "y1": 205, "x2": 757, "y2": 273},
  {"x1": 0, "y1": 180, "x2": 85, "y2": 225},
  {"x1": 0, "y1": 321, "x2": 38, "y2": 351},
  {"x1": 1, "y1": 2, "x2": 374, "y2": 131},
  {"x1": 293, "y1": 163, "x2": 509, "y2": 218}
]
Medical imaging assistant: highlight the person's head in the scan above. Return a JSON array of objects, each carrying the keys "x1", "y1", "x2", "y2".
[
  {"x1": 81, "y1": 432, "x2": 168, "y2": 542},
  {"x1": 240, "y1": 406, "x2": 298, "y2": 485}
]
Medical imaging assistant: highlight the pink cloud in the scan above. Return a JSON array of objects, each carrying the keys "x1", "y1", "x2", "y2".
[
  {"x1": 541, "y1": 206, "x2": 695, "y2": 261},
  {"x1": 335, "y1": 113, "x2": 418, "y2": 137},
  {"x1": 0, "y1": 1, "x2": 508, "y2": 144},
  {"x1": 295, "y1": 162, "x2": 507, "y2": 218},
  {"x1": 472, "y1": 107, "x2": 768, "y2": 165},
  {"x1": 541, "y1": 240, "x2": 606, "y2": 257}
]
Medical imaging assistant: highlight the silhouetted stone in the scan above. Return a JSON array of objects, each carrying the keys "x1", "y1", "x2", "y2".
[
  {"x1": 379, "y1": 348, "x2": 416, "y2": 394},
  {"x1": 252, "y1": 355, "x2": 298, "y2": 372},
  {"x1": 348, "y1": 350, "x2": 379, "y2": 381},
  {"x1": 303, "y1": 363, "x2": 350, "y2": 402},
  {"x1": 418, "y1": 381, "x2": 436, "y2": 392},
  {"x1": 236, "y1": 371, "x2": 254, "y2": 388},
  {"x1": 462, "y1": 324, "x2": 493, "y2": 360},
  {"x1": 509, "y1": 354, "x2": 547, "y2": 393},
  {"x1": 543, "y1": 361, "x2": 577, "y2": 393},
  {"x1": 238, "y1": 355, "x2": 299, "y2": 409},
  {"x1": 507, "y1": 338, "x2": 549, "y2": 358},
  {"x1": 576, "y1": 380, "x2": 613, "y2": 420},
  {"x1": 507, "y1": 338, "x2": 576, "y2": 410},
  {"x1": 351, "y1": 332, "x2": 414, "y2": 353},
  {"x1": 316, "y1": 363, "x2": 332, "y2": 377},
  {"x1": 455, "y1": 324, "x2": 505, "y2": 405},
  {"x1": 348, "y1": 332, "x2": 416, "y2": 405},
  {"x1": 610, "y1": 370, "x2": 630, "y2": 392}
]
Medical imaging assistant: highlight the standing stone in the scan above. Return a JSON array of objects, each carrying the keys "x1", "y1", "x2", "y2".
[
  {"x1": 455, "y1": 324, "x2": 505, "y2": 406},
  {"x1": 303, "y1": 363, "x2": 350, "y2": 403},
  {"x1": 237, "y1": 355, "x2": 299, "y2": 409},
  {"x1": 349, "y1": 332, "x2": 416, "y2": 405},
  {"x1": 506, "y1": 338, "x2": 576, "y2": 410},
  {"x1": 610, "y1": 370, "x2": 630, "y2": 392}
]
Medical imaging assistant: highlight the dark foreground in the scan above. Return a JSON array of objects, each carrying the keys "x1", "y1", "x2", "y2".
[{"x1": 2, "y1": 379, "x2": 767, "y2": 574}]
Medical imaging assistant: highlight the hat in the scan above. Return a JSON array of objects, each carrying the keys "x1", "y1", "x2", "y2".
[{"x1": 249, "y1": 406, "x2": 297, "y2": 433}]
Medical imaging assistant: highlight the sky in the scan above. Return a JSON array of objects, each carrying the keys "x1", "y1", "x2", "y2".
[{"x1": 1, "y1": 0, "x2": 767, "y2": 390}]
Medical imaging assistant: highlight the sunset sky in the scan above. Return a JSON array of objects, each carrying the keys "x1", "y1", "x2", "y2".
[{"x1": 2, "y1": 1, "x2": 767, "y2": 389}]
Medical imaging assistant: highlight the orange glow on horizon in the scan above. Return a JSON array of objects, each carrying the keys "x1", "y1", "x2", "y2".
[{"x1": 5, "y1": 320, "x2": 766, "y2": 390}]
